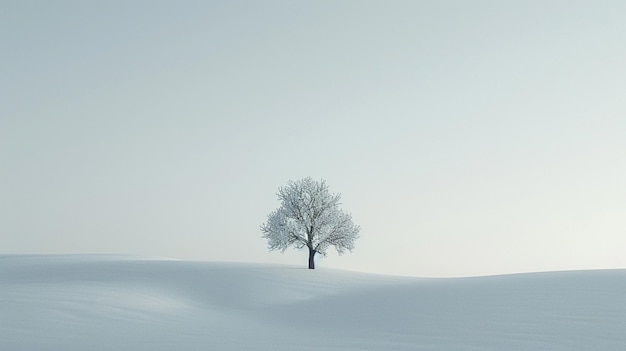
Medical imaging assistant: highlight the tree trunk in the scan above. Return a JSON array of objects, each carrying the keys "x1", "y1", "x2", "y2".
[{"x1": 308, "y1": 248, "x2": 316, "y2": 269}]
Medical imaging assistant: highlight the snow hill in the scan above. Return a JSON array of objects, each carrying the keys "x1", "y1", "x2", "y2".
[{"x1": 2, "y1": 255, "x2": 626, "y2": 350}]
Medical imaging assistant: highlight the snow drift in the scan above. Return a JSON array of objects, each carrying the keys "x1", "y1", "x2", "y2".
[{"x1": 1, "y1": 255, "x2": 625, "y2": 350}]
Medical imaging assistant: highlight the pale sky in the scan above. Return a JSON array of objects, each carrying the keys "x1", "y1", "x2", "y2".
[{"x1": 2, "y1": 0, "x2": 625, "y2": 277}]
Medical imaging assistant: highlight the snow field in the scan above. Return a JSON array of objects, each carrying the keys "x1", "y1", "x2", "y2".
[{"x1": 1, "y1": 255, "x2": 625, "y2": 350}]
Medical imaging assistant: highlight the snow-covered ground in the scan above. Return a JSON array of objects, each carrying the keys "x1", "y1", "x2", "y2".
[{"x1": 2, "y1": 255, "x2": 625, "y2": 350}]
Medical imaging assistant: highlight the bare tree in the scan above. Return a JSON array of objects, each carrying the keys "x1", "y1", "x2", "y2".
[{"x1": 261, "y1": 177, "x2": 360, "y2": 269}]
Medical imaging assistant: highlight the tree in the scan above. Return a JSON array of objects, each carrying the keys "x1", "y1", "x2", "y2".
[{"x1": 261, "y1": 177, "x2": 360, "y2": 269}]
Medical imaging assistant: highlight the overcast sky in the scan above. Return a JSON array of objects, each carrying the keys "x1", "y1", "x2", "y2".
[{"x1": 2, "y1": 0, "x2": 625, "y2": 277}]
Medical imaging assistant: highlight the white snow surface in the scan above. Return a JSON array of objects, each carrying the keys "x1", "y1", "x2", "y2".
[{"x1": 2, "y1": 255, "x2": 626, "y2": 350}]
